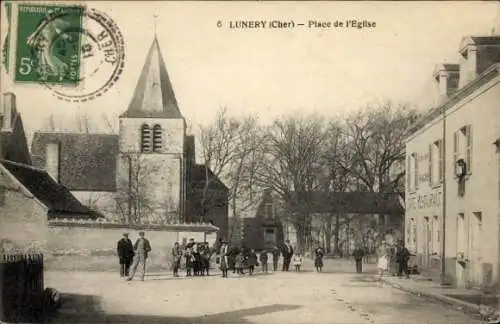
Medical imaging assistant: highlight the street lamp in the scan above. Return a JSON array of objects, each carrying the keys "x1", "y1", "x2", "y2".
[{"x1": 440, "y1": 105, "x2": 448, "y2": 286}]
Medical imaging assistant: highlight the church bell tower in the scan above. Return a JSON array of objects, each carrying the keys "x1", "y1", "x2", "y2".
[{"x1": 117, "y1": 36, "x2": 186, "y2": 223}]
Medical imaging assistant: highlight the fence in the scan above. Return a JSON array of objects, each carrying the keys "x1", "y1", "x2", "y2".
[{"x1": 0, "y1": 252, "x2": 44, "y2": 323}]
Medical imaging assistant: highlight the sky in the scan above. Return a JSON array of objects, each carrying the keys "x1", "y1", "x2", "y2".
[{"x1": 1, "y1": 1, "x2": 499, "y2": 143}]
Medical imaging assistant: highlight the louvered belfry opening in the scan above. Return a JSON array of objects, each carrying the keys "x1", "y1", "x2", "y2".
[
  {"x1": 153, "y1": 124, "x2": 162, "y2": 152},
  {"x1": 141, "y1": 124, "x2": 152, "y2": 152}
]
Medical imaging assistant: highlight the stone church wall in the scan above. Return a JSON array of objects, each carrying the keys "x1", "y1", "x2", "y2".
[{"x1": 44, "y1": 219, "x2": 218, "y2": 271}]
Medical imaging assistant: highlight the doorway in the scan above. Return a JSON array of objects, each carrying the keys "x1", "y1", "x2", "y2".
[{"x1": 468, "y1": 212, "x2": 482, "y2": 286}]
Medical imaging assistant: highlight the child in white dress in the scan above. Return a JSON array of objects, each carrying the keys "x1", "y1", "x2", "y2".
[{"x1": 293, "y1": 254, "x2": 303, "y2": 272}]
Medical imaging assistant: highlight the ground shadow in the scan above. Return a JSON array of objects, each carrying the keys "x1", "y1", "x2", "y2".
[{"x1": 42, "y1": 293, "x2": 301, "y2": 323}]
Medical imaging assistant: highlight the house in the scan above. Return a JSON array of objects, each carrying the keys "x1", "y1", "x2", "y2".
[
  {"x1": 0, "y1": 93, "x2": 98, "y2": 251},
  {"x1": 30, "y1": 37, "x2": 229, "y2": 239},
  {"x1": 404, "y1": 35, "x2": 500, "y2": 289},
  {"x1": 240, "y1": 189, "x2": 284, "y2": 251}
]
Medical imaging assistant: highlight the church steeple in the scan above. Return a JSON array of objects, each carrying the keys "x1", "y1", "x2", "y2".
[{"x1": 121, "y1": 37, "x2": 182, "y2": 118}]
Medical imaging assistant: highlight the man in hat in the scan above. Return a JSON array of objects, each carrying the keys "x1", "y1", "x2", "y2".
[
  {"x1": 127, "y1": 231, "x2": 152, "y2": 281},
  {"x1": 117, "y1": 233, "x2": 134, "y2": 277}
]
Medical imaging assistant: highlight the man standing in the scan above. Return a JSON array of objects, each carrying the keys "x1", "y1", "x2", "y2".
[
  {"x1": 396, "y1": 241, "x2": 411, "y2": 279},
  {"x1": 271, "y1": 246, "x2": 280, "y2": 272},
  {"x1": 352, "y1": 244, "x2": 365, "y2": 273},
  {"x1": 126, "y1": 231, "x2": 152, "y2": 281},
  {"x1": 117, "y1": 233, "x2": 134, "y2": 278},
  {"x1": 282, "y1": 240, "x2": 294, "y2": 272}
]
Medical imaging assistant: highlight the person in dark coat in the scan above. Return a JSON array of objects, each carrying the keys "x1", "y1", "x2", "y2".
[
  {"x1": 271, "y1": 246, "x2": 280, "y2": 271},
  {"x1": 202, "y1": 243, "x2": 212, "y2": 276},
  {"x1": 247, "y1": 249, "x2": 258, "y2": 275},
  {"x1": 117, "y1": 233, "x2": 134, "y2": 277},
  {"x1": 259, "y1": 250, "x2": 269, "y2": 273},
  {"x1": 352, "y1": 245, "x2": 365, "y2": 273},
  {"x1": 282, "y1": 240, "x2": 294, "y2": 272},
  {"x1": 314, "y1": 247, "x2": 324, "y2": 273},
  {"x1": 396, "y1": 241, "x2": 411, "y2": 279}
]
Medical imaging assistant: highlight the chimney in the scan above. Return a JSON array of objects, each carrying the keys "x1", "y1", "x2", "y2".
[
  {"x1": 458, "y1": 36, "x2": 500, "y2": 88},
  {"x1": 45, "y1": 142, "x2": 60, "y2": 182},
  {"x1": 433, "y1": 63, "x2": 460, "y2": 103},
  {"x1": 1, "y1": 93, "x2": 16, "y2": 132}
]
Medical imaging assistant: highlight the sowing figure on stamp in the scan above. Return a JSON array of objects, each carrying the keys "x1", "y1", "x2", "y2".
[{"x1": 26, "y1": 17, "x2": 72, "y2": 81}]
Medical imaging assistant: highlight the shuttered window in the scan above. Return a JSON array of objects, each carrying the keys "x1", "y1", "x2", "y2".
[
  {"x1": 438, "y1": 139, "x2": 444, "y2": 183},
  {"x1": 140, "y1": 124, "x2": 152, "y2": 152},
  {"x1": 153, "y1": 124, "x2": 162, "y2": 152}
]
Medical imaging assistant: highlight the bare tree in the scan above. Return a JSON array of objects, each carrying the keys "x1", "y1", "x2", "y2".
[
  {"x1": 336, "y1": 102, "x2": 419, "y2": 194},
  {"x1": 115, "y1": 153, "x2": 163, "y2": 224},
  {"x1": 256, "y1": 115, "x2": 326, "y2": 253}
]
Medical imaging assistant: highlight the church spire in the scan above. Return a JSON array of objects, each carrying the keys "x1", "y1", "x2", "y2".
[{"x1": 121, "y1": 36, "x2": 182, "y2": 119}]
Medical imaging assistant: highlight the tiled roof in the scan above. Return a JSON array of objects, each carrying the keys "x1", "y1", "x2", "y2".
[
  {"x1": 188, "y1": 164, "x2": 228, "y2": 191},
  {"x1": 289, "y1": 191, "x2": 403, "y2": 214},
  {"x1": 31, "y1": 132, "x2": 119, "y2": 191},
  {"x1": 1, "y1": 160, "x2": 100, "y2": 218},
  {"x1": 120, "y1": 37, "x2": 182, "y2": 119}
]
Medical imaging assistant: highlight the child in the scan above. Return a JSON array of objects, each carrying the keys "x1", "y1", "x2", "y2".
[
  {"x1": 259, "y1": 250, "x2": 268, "y2": 273},
  {"x1": 293, "y1": 253, "x2": 303, "y2": 272},
  {"x1": 247, "y1": 249, "x2": 258, "y2": 275},
  {"x1": 234, "y1": 252, "x2": 245, "y2": 275},
  {"x1": 185, "y1": 248, "x2": 194, "y2": 277}
]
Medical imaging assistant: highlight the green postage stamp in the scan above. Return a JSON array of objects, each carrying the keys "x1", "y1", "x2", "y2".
[{"x1": 14, "y1": 3, "x2": 85, "y2": 85}]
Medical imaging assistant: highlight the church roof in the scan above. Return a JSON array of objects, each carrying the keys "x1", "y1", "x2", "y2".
[
  {"x1": 31, "y1": 132, "x2": 119, "y2": 191},
  {"x1": 1, "y1": 159, "x2": 100, "y2": 218},
  {"x1": 120, "y1": 37, "x2": 182, "y2": 119},
  {"x1": 189, "y1": 164, "x2": 228, "y2": 191}
]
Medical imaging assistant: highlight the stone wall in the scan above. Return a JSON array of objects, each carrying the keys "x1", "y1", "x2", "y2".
[
  {"x1": 0, "y1": 167, "x2": 48, "y2": 251},
  {"x1": 44, "y1": 219, "x2": 218, "y2": 272}
]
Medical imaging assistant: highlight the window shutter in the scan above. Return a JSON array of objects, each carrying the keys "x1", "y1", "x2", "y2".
[
  {"x1": 439, "y1": 139, "x2": 444, "y2": 183},
  {"x1": 453, "y1": 131, "x2": 458, "y2": 173},
  {"x1": 428, "y1": 144, "x2": 433, "y2": 186},
  {"x1": 414, "y1": 155, "x2": 419, "y2": 190},
  {"x1": 407, "y1": 155, "x2": 411, "y2": 191},
  {"x1": 141, "y1": 124, "x2": 152, "y2": 152},
  {"x1": 466, "y1": 125, "x2": 472, "y2": 174},
  {"x1": 153, "y1": 125, "x2": 162, "y2": 152}
]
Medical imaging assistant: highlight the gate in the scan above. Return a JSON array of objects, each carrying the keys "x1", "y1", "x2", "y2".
[{"x1": 0, "y1": 252, "x2": 44, "y2": 323}]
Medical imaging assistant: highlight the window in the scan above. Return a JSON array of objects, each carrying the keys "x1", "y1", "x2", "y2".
[
  {"x1": 152, "y1": 124, "x2": 162, "y2": 152},
  {"x1": 265, "y1": 203, "x2": 274, "y2": 219},
  {"x1": 457, "y1": 213, "x2": 466, "y2": 254},
  {"x1": 432, "y1": 216, "x2": 440, "y2": 255},
  {"x1": 454, "y1": 125, "x2": 472, "y2": 176},
  {"x1": 430, "y1": 140, "x2": 443, "y2": 186},
  {"x1": 428, "y1": 144, "x2": 433, "y2": 186},
  {"x1": 140, "y1": 124, "x2": 152, "y2": 152},
  {"x1": 0, "y1": 115, "x2": 4, "y2": 130},
  {"x1": 407, "y1": 218, "x2": 417, "y2": 252}
]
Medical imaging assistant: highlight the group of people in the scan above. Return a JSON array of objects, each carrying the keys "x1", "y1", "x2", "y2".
[
  {"x1": 116, "y1": 231, "x2": 152, "y2": 281},
  {"x1": 376, "y1": 240, "x2": 411, "y2": 278},
  {"x1": 171, "y1": 239, "x2": 214, "y2": 277}
]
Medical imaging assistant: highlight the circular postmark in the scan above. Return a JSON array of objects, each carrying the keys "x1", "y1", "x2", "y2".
[{"x1": 27, "y1": 6, "x2": 125, "y2": 102}]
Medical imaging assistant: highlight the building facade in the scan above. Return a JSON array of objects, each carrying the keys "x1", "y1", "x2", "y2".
[{"x1": 405, "y1": 36, "x2": 500, "y2": 289}]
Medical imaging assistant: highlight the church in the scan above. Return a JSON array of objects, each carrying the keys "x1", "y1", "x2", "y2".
[{"x1": 29, "y1": 37, "x2": 229, "y2": 239}]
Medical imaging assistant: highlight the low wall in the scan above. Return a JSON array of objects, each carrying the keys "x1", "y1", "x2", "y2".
[{"x1": 45, "y1": 219, "x2": 218, "y2": 272}]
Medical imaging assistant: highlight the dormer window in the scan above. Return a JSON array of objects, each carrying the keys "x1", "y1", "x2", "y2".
[
  {"x1": 140, "y1": 124, "x2": 152, "y2": 152},
  {"x1": 153, "y1": 124, "x2": 162, "y2": 152},
  {"x1": 265, "y1": 203, "x2": 274, "y2": 219}
]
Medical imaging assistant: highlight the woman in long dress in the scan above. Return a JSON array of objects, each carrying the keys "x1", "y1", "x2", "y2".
[
  {"x1": 377, "y1": 245, "x2": 389, "y2": 278},
  {"x1": 219, "y1": 241, "x2": 229, "y2": 278}
]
